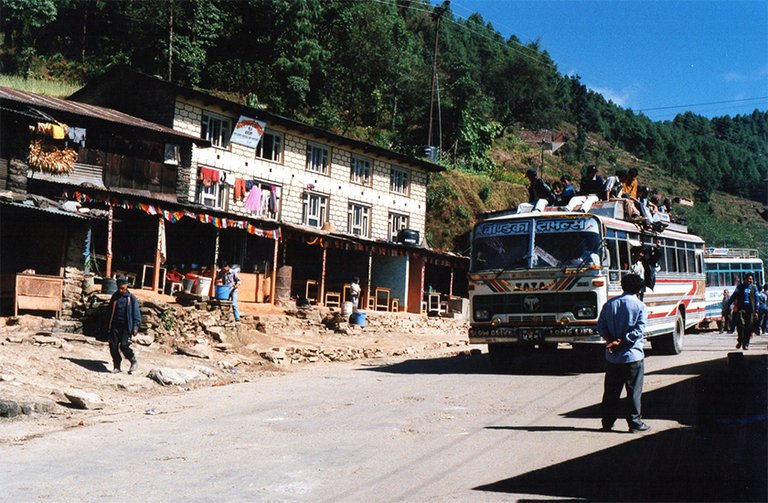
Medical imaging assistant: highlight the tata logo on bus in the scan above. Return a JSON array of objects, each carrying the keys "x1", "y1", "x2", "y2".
[{"x1": 523, "y1": 296, "x2": 541, "y2": 312}]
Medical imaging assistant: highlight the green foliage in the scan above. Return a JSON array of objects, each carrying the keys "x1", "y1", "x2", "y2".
[
  {"x1": 2, "y1": 0, "x2": 766, "y2": 207},
  {"x1": 479, "y1": 184, "x2": 492, "y2": 202},
  {"x1": 426, "y1": 173, "x2": 457, "y2": 211},
  {"x1": 455, "y1": 204, "x2": 470, "y2": 219},
  {"x1": 160, "y1": 309, "x2": 176, "y2": 331}
]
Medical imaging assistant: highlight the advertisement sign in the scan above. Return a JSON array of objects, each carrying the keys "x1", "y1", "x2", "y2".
[{"x1": 230, "y1": 116, "x2": 266, "y2": 148}]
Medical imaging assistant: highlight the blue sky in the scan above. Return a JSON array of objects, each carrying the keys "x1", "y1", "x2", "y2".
[{"x1": 439, "y1": 0, "x2": 768, "y2": 122}]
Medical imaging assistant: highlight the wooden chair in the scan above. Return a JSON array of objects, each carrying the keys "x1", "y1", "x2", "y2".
[
  {"x1": 390, "y1": 298, "x2": 399, "y2": 312},
  {"x1": 375, "y1": 287, "x2": 390, "y2": 312},
  {"x1": 305, "y1": 279, "x2": 319, "y2": 304},
  {"x1": 342, "y1": 283, "x2": 352, "y2": 303},
  {"x1": 325, "y1": 291, "x2": 341, "y2": 309}
]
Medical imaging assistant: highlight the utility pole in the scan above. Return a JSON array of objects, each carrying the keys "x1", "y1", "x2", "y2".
[{"x1": 427, "y1": 1, "x2": 450, "y2": 150}]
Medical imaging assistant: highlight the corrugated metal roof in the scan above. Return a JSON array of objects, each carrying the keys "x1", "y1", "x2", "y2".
[
  {"x1": 0, "y1": 86, "x2": 210, "y2": 147},
  {"x1": 0, "y1": 200, "x2": 96, "y2": 220}
]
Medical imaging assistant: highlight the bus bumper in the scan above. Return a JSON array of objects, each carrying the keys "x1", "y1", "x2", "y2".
[{"x1": 469, "y1": 325, "x2": 602, "y2": 345}]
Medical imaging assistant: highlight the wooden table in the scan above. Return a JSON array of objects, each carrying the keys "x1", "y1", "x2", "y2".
[{"x1": 15, "y1": 273, "x2": 63, "y2": 317}]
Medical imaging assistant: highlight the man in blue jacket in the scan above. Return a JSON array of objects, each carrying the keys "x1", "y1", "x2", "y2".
[
  {"x1": 598, "y1": 273, "x2": 650, "y2": 433},
  {"x1": 107, "y1": 277, "x2": 141, "y2": 374},
  {"x1": 724, "y1": 272, "x2": 759, "y2": 350}
]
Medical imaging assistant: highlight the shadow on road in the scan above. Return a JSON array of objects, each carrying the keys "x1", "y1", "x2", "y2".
[
  {"x1": 361, "y1": 349, "x2": 606, "y2": 376},
  {"x1": 60, "y1": 356, "x2": 111, "y2": 373},
  {"x1": 476, "y1": 354, "x2": 767, "y2": 501}
]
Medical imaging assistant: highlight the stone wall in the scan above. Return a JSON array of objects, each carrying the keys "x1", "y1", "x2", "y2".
[{"x1": 61, "y1": 226, "x2": 89, "y2": 319}]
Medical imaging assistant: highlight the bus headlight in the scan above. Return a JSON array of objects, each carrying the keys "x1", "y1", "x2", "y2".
[
  {"x1": 491, "y1": 316, "x2": 502, "y2": 327},
  {"x1": 475, "y1": 309, "x2": 491, "y2": 321},
  {"x1": 576, "y1": 306, "x2": 596, "y2": 319}
]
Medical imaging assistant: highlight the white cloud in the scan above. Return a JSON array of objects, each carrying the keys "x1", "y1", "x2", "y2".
[{"x1": 587, "y1": 84, "x2": 631, "y2": 107}]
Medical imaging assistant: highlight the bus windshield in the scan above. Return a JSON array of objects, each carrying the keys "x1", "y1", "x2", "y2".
[{"x1": 472, "y1": 216, "x2": 602, "y2": 272}]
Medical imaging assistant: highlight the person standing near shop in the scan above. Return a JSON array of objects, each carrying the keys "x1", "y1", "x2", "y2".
[
  {"x1": 598, "y1": 273, "x2": 651, "y2": 433},
  {"x1": 217, "y1": 262, "x2": 241, "y2": 322},
  {"x1": 350, "y1": 276, "x2": 362, "y2": 309},
  {"x1": 107, "y1": 277, "x2": 141, "y2": 374},
  {"x1": 724, "y1": 273, "x2": 759, "y2": 350}
]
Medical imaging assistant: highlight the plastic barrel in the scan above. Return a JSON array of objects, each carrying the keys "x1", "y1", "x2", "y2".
[
  {"x1": 215, "y1": 285, "x2": 232, "y2": 300},
  {"x1": 341, "y1": 301, "x2": 355, "y2": 317},
  {"x1": 101, "y1": 278, "x2": 117, "y2": 294},
  {"x1": 276, "y1": 265, "x2": 292, "y2": 302},
  {"x1": 182, "y1": 278, "x2": 195, "y2": 293},
  {"x1": 194, "y1": 277, "x2": 212, "y2": 295},
  {"x1": 349, "y1": 311, "x2": 367, "y2": 327}
]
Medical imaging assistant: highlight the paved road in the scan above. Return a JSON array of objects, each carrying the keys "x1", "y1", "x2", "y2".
[{"x1": 2, "y1": 332, "x2": 766, "y2": 502}]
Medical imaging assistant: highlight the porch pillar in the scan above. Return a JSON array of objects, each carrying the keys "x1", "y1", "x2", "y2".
[
  {"x1": 105, "y1": 206, "x2": 113, "y2": 278},
  {"x1": 367, "y1": 250, "x2": 373, "y2": 307},
  {"x1": 211, "y1": 229, "x2": 220, "y2": 297},
  {"x1": 271, "y1": 237, "x2": 279, "y2": 305},
  {"x1": 152, "y1": 216, "x2": 163, "y2": 292},
  {"x1": 449, "y1": 266, "x2": 454, "y2": 298},
  {"x1": 320, "y1": 246, "x2": 327, "y2": 305}
]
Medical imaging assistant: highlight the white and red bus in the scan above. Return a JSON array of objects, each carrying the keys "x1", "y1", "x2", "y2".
[{"x1": 468, "y1": 198, "x2": 706, "y2": 367}]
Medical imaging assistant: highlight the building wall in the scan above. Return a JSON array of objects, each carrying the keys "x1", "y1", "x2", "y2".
[{"x1": 172, "y1": 98, "x2": 428, "y2": 242}]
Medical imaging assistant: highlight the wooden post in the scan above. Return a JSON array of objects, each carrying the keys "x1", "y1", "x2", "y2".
[
  {"x1": 449, "y1": 266, "x2": 454, "y2": 298},
  {"x1": 211, "y1": 229, "x2": 220, "y2": 297},
  {"x1": 271, "y1": 237, "x2": 279, "y2": 305},
  {"x1": 152, "y1": 216, "x2": 162, "y2": 292},
  {"x1": 367, "y1": 250, "x2": 373, "y2": 307},
  {"x1": 320, "y1": 246, "x2": 327, "y2": 305},
  {"x1": 105, "y1": 206, "x2": 113, "y2": 278},
  {"x1": 420, "y1": 261, "x2": 426, "y2": 314}
]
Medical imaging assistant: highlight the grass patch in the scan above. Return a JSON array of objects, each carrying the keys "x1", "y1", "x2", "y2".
[{"x1": 0, "y1": 74, "x2": 81, "y2": 98}]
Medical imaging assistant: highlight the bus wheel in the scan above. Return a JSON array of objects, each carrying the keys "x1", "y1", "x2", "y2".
[
  {"x1": 654, "y1": 313, "x2": 685, "y2": 355},
  {"x1": 488, "y1": 344, "x2": 515, "y2": 370}
]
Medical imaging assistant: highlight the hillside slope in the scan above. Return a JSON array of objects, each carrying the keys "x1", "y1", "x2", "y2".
[{"x1": 426, "y1": 129, "x2": 768, "y2": 262}]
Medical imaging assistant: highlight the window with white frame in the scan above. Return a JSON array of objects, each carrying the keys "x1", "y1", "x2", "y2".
[
  {"x1": 388, "y1": 212, "x2": 409, "y2": 241},
  {"x1": 390, "y1": 167, "x2": 410, "y2": 195},
  {"x1": 201, "y1": 111, "x2": 231, "y2": 148},
  {"x1": 347, "y1": 202, "x2": 371, "y2": 237},
  {"x1": 255, "y1": 131, "x2": 283, "y2": 162},
  {"x1": 306, "y1": 143, "x2": 329, "y2": 174},
  {"x1": 302, "y1": 192, "x2": 328, "y2": 228},
  {"x1": 196, "y1": 167, "x2": 228, "y2": 210},
  {"x1": 350, "y1": 155, "x2": 372, "y2": 186}
]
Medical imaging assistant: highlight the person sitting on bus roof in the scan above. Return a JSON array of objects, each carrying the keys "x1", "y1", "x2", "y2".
[
  {"x1": 603, "y1": 169, "x2": 627, "y2": 200},
  {"x1": 525, "y1": 168, "x2": 554, "y2": 205},
  {"x1": 560, "y1": 175, "x2": 577, "y2": 205},
  {"x1": 622, "y1": 168, "x2": 639, "y2": 199},
  {"x1": 578, "y1": 164, "x2": 605, "y2": 199}
]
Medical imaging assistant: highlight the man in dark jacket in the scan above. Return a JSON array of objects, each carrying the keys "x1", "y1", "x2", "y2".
[
  {"x1": 579, "y1": 165, "x2": 605, "y2": 199},
  {"x1": 641, "y1": 240, "x2": 662, "y2": 291},
  {"x1": 107, "y1": 277, "x2": 141, "y2": 373},
  {"x1": 724, "y1": 273, "x2": 759, "y2": 350},
  {"x1": 525, "y1": 168, "x2": 553, "y2": 204}
]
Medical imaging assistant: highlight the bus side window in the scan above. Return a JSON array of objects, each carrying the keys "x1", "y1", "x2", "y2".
[
  {"x1": 665, "y1": 245, "x2": 677, "y2": 273},
  {"x1": 676, "y1": 242, "x2": 686, "y2": 272},
  {"x1": 607, "y1": 238, "x2": 619, "y2": 270},
  {"x1": 618, "y1": 240, "x2": 630, "y2": 272}
]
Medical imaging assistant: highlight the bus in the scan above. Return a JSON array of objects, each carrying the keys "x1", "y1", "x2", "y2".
[
  {"x1": 702, "y1": 248, "x2": 765, "y2": 327},
  {"x1": 468, "y1": 198, "x2": 707, "y2": 367}
]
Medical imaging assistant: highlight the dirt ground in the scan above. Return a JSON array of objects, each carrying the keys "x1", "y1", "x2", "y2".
[{"x1": 0, "y1": 289, "x2": 471, "y2": 444}]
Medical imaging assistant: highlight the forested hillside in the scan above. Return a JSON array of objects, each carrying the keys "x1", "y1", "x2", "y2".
[{"x1": 3, "y1": 0, "x2": 767, "y2": 254}]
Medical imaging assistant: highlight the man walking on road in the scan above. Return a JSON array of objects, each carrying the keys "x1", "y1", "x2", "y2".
[
  {"x1": 598, "y1": 273, "x2": 650, "y2": 433},
  {"x1": 107, "y1": 277, "x2": 141, "y2": 374},
  {"x1": 724, "y1": 273, "x2": 759, "y2": 350}
]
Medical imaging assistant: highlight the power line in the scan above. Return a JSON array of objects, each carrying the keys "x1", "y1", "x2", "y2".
[{"x1": 639, "y1": 96, "x2": 768, "y2": 113}]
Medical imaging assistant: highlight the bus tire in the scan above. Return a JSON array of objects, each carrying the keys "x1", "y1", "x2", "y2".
[
  {"x1": 654, "y1": 312, "x2": 685, "y2": 355},
  {"x1": 488, "y1": 343, "x2": 515, "y2": 370}
]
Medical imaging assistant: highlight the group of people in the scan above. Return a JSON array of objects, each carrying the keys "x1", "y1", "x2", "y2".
[
  {"x1": 721, "y1": 274, "x2": 768, "y2": 350},
  {"x1": 525, "y1": 165, "x2": 673, "y2": 230}
]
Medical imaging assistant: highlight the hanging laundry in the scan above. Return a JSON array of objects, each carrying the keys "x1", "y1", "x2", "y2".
[
  {"x1": 199, "y1": 167, "x2": 220, "y2": 187},
  {"x1": 234, "y1": 178, "x2": 247, "y2": 201},
  {"x1": 269, "y1": 186, "x2": 277, "y2": 214},
  {"x1": 245, "y1": 180, "x2": 255, "y2": 191},
  {"x1": 66, "y1": 126, "x2": 87, "y2": 147},
  {"x1": 244, "y1": 185, "x2": 262, "y2": 212}
]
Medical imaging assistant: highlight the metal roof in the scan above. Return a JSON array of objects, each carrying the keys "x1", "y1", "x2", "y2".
[
  {"x1": 0, "y1": 86, "x2": 210, "y2": 147},
  {"x1": 0, "y1": 199, "x2": 97, "y2": 220}
]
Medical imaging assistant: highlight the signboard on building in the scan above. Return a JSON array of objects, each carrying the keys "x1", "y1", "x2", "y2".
[{"x1": 229, "y1": 116, "x2": 266, "y2": 148}]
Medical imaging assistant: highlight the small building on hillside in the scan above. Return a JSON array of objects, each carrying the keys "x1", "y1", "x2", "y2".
[{"x1": 70, "y1": 67, "x2": 468, "y2": 314}]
